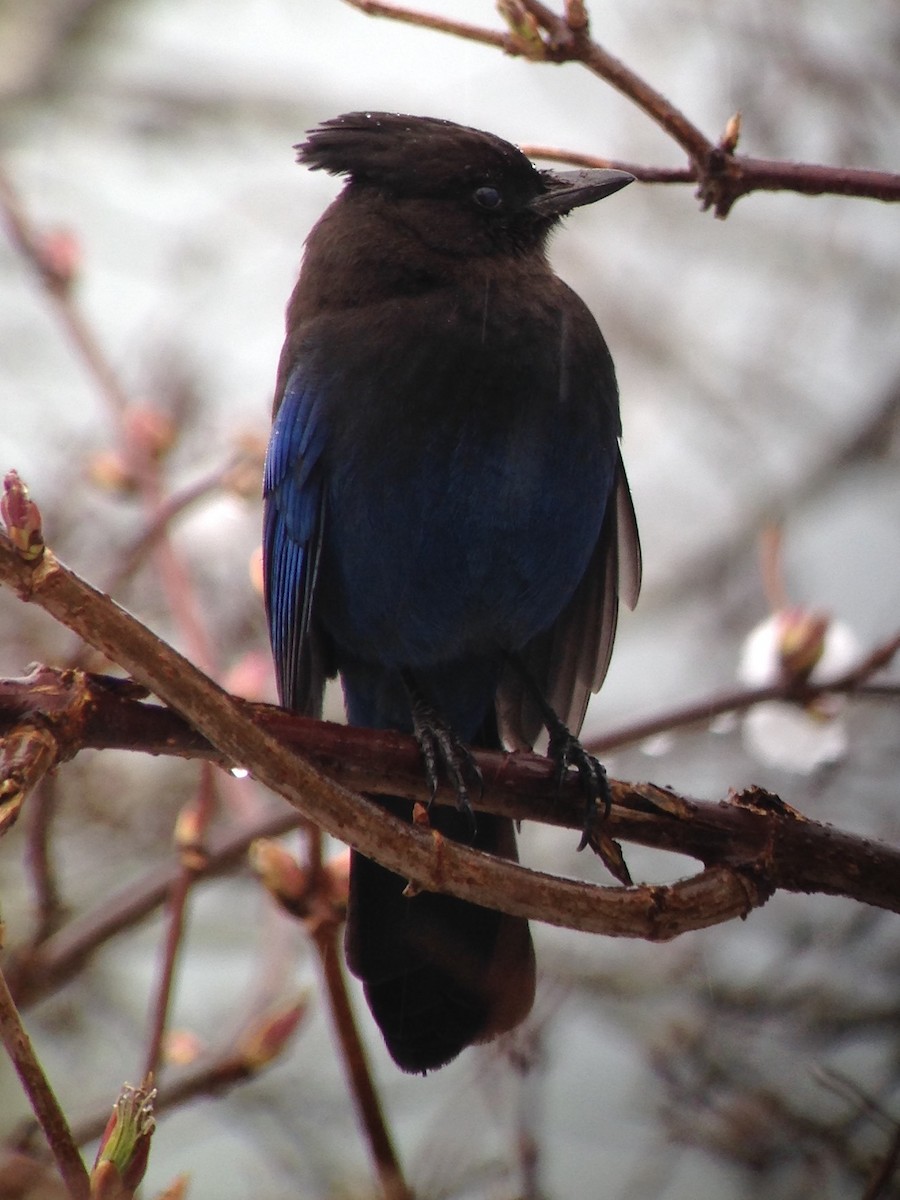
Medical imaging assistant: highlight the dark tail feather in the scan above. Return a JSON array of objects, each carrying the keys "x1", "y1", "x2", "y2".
[{"x1": 344, "y1": 799, "x2": 535, "y2": 1073}]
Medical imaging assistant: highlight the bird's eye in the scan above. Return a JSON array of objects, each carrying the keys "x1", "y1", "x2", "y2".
[{"x1": 473, "y1": 186, "x2": 503, "y2": 211}]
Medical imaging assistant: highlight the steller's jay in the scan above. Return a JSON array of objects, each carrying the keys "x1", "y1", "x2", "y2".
[{"x1": 263, "y1": 112, "x2": 641, "y2": 1073}]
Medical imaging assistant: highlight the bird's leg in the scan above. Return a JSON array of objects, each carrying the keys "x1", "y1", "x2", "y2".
[
  {"x1": 545, "y1": 711, "x2": 611, "y2": 853},
  {"x1": 505, "y1": 654, "x2": 611, "y2": 852},
  {"x1": 401, "y1": 671, "x2": 482, "y2": 831}
]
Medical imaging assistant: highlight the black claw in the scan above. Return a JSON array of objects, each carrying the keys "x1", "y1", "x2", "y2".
[
  {"x1": 502, "y1": 652, "x2": 615, "y2": 853},
  {"x1": 404, "y1": 673, "x2": 481, "y2": 834},
  {"x1": 416, "y1": 725, "x2": 442, "y2": 803},
  {"x1": 547, "y1": 724, "x2": 611, "y2": 851}
]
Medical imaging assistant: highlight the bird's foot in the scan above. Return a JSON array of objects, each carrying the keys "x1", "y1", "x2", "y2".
[
  {"x1": 539, "y1": 706, "x2": 631, "y2": 883},
  {"x1": 404, "y1": 675, "x2": 482, "y2": 831},
  {"x1": 545, "y1": 714, "x2": 611, "y2": 850}
]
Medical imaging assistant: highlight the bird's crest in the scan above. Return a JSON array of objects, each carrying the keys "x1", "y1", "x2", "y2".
[{"x1": 296, "y1": 111, "x2": 537, "y2": 197}]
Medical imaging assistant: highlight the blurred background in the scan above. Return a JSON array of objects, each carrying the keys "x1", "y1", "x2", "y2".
[{"x1": 0, "y1": 1, "x2": 899, "y2": 1196}]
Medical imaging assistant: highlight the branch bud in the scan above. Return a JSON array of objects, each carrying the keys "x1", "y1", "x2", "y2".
[
  {"x1": 39, "y1": 227, "x2": 81, "y2": 294},
  {"x1": 250, "y1": 838, "x2": 309, "y2": 916},
  {"x1": 776, "y1": 607, "x2": 829, "y2": 685},
  {"x1": 2, "y1": 471, "x2": 44, "y2": 561},
  {"x1": 152, "y1": 1174, "x2": 190, "y2": 1200},
  {"x1": 565, "y1": 0, "x2": 589, "y2": 32},
  {"x1": 91, "y1": 1077, "x2": 156, "y2": 1199},
  {"x1": 174, "y1": 802, "x2": 208, "y2": 871},
  {"x1": 720, "y1": 111, "x2": 742, "y2": 154},
  {"x1": 237, "y1": 997, "x2": 308, "y2": 1070},
  {"x1": 86, "y1": 450, "x2": 138, "y2": 494},
  {"x1": 497, "y1": 0, "x2": 547, "y2": 59},
  {"x1": 124, "y1": 406, "x2": 177, "y2": 463}
]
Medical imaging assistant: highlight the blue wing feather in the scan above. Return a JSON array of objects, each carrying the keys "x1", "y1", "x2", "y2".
[{"x1": 262, "y1": 364, "x2": 327, "y2": 713}]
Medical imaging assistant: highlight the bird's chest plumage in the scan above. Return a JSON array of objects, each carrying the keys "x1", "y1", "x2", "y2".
[{"x1": 309, "y1": 288, "x2": 618, "y2": 667}]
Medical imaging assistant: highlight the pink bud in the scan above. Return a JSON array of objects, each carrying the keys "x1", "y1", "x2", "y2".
[
  {"x1": 237, "y1": 998, "x2": 308, "y2": 1069},
  {"x1": 40, "y1": 227, "x2": 81, "y2": 294},
  {"x1": 1, "y1": 471, "x2": 44, "y2": 562},
  {"x1": 250, "y1": 839, "x2": 309, "y2": 913}
]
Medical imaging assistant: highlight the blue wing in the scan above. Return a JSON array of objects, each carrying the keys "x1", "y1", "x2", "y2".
[{"x1": 262, "y1": 363, "x2": 328, "y2": 713}]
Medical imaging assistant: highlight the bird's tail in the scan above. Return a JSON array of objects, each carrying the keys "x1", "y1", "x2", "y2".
[{"x1": 344, "y1": 745, "x2": 535, "y2": 1073}]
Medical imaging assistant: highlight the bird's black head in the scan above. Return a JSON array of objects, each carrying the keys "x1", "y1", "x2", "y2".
[{"x1": 296, "y1": 112, "x2": 632, "y2": 259}]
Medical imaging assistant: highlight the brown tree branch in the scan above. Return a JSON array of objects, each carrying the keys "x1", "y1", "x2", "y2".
[
  {"x1": 342, "y1": 0, "x2": 900, "y2": 215},
  {"x1": 3, "y1": 614, "x2": 897, "y2": 786},
  {"x1": 342, "y1": 0, "x2": 510, "y2": 50},
  {"x1": 0, "y1": 530, "x2": 769, "y2": 939},
  {"x1": 311, "y1": 922, "x2": 411, "y2": 1200},
  {"x1": 3, "y1": 659, "x2": 900, "y2": 913},
  {"x1": 0, "y1": 967, "x2": 90, "y2": 1199},
  {"x1": 140, "y1": 763, "x2": 216, "y2": 1082},
  {"x1": 24, "y1": 777, "x2": 66, "y2": 945},
  {"x1": 1, "y1": 528, "x2": 900, "y2": 942},
  {"x1": 2, "y1": 625, "x2": 898, "y2": 885},
  {"x1": 520, "y1": 142, "x2": 900, "y2": 205},
  {"x1": 518, "y1": 0, "x2": 713, "y2": 160}
]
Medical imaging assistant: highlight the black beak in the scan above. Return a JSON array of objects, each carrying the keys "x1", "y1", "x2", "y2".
[{"x1": 528, "y1": 168, "x2": 635, "y2": 217}]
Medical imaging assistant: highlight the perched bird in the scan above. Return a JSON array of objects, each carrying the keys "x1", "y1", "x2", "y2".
[{"x1": 263, "y1": 112, "x2": 641, "y2": 1073}]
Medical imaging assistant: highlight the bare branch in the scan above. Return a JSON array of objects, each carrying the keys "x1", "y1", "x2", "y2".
[
  {"x1": 140, "y1": 763, "x2": 217, "y2": 1082},
  {"x1": 343, "y1": 0, "x2": 900, "y2": 215},
  {"x1": 343, "y1": 0, "x2": 510, "y2": 49},
  {"x1": 311, "y1": 922, "x2": 411, "y2": 1200},
  {"x1": 0, "y1": 530, "x2": 768, "y2": 941},
  {"x1": 0, "y1": 967, "x2": 90, "y2": 1199},
  {"x1": 2, "y1": 531, "x2": 900, "y2": 941}
]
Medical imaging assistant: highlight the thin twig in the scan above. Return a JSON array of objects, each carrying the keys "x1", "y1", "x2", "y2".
[
  {"x1": 141, "y1": 868, "x2": 194, "y2": 1081},
  {"x1": 343, "y1": 0, "x2": 900, "y2": 213},
  {"x1": 343, "y1": 0, "x2": 509, "y2": 49},
  {"x1": 0, "y1": 966, "x2": 90, "y2": 1200},
  {"x1": 312, "y1": 923, "x2": 411, "y2": 1200},
  {"x1": 587, "y1": 629, "x2": 900, "y2": 752},
  {"x1": 341, "y1": 0, "x2": 708, "y2": 161},
  {"x1": 520, "y1": 144, "x2": 695, "y2": 184},
  {"x1": 141, "y1": 763, "x2": 216, "y2": 1080},
  {"x1": 521, "y1": 0, "x2": 712, "y2": 160},
  {"x1": 24, "y1": 776, "x2": 66, "y2": 944}
]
